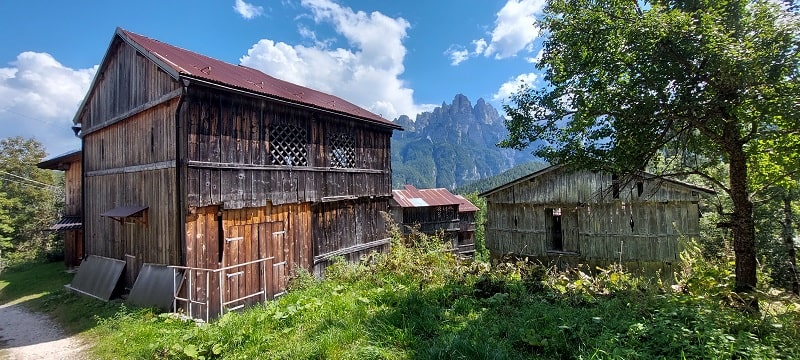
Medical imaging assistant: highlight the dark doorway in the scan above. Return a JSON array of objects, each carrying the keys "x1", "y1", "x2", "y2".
[{"x1": 547, "y1": 208, "x2": 563, "y2": 251}]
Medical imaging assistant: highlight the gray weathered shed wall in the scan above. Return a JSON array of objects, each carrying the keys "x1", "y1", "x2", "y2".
[{"x1": 484, "y1": 168, "x2": 704, "y2": 263}]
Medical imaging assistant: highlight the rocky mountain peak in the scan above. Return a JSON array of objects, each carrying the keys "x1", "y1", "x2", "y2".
[{"x1": 391, "y1": 94, "x2": 535, "y2": 190}]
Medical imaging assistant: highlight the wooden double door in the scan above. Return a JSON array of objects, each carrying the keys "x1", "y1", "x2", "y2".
[{"x1": 222, "y1": 221, "x2": 288, "y2": 310}]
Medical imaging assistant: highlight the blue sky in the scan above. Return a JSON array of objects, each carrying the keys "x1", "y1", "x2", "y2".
[{"x1": 0, "y1": 0, "x2": 546, "y2": 156}]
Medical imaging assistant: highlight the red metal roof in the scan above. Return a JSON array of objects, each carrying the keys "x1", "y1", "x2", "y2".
[
  {"x1": 392, "y1": 185, "x2": 478, "y2": 213},
  {"x1": 117, "y1": 28, "x2": 399, "y2": 129},
  {"x1": 454, "y1": 195, "x2": 480, "y2": 213}
]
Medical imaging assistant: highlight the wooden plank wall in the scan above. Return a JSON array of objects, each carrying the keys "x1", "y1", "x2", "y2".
[
  {"x1": 65, "y1": 160, "x2": 82, "y2": 215},
  {"x1": 83, "y1": 101, "x2": 179, "y2": 285},
  {"x1": 484, "y1": 168, "x2": 703, "y2": 263},
  {"x1": 183, "y1": 86, "x2": 394, "y2": 209},
  {"x1": 184, "y1": 203, "x2": 312, "y2": 318},
  {"x1": 485, "y1": 200, "x2": 701, "y2": 262},
  {"x1": 487, "y1": 169, "x2": 702, "y2": 205},
  {"x1": 312, "y1": 198, "x2": 390, "y2": 275},
  {"x1": 64, "y1": 230, "x2": 83, "y2": 268},
  {"x1": 78, "y1": 39, "x2": 179, "y2": 131}
]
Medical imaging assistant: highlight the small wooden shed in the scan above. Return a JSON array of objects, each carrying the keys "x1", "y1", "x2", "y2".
[
  {"x1": 37, "y1": 149, "x2": 83, "y2": 269},
  {"x1": 71, "y1": 28, "x2": 401, "y2": 319},
  {"x1": 390, "y1": 185, "x2": 479, "y2": 255},
  {"x1": 480, "y1": 165, "x2": 714, "y2": 272}
]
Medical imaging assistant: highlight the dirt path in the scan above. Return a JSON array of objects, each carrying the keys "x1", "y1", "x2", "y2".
[{"x1": 0, "y1": 303, "x2": 88, "y2": 360}]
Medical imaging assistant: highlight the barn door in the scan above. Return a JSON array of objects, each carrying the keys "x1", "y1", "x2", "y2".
[
  {"x1": 562, "y1": 209, "x2": 580, "y2": 253},
  {"x1": 263, "y1": 221, "x2": 288, "y2": 297},
  {"x1": 221, "y1": 221, "x2": 273, "y2": 310}
]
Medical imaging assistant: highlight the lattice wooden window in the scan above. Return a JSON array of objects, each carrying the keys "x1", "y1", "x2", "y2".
[
  {"x1": 329, "y1": 132, "x2": 356, "y2": 168},
  {"x1": 269, "y1": 124, "x2": 308, "y2": 166}
]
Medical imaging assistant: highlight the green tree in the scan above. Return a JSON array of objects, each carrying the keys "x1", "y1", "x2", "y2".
[
  {"x1": 501, "y1": 0, "x2": 800, "y2": 298},
  {"x1": 0, "y1": 137, "x2": 60, "y2": 262}
]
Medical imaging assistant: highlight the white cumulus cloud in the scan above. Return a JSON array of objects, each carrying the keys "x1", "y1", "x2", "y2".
[
  {"x1": 492, "y1": 72, "x2": 538, "y2": 102},
  {"x1": 240, "y1": 0, "x2": 434, "y2": 119},
  {"x1": 0, "y1": 52, "x2": 97, "y2": 156},
  {"x1": 448, "y1": 0, "x2": 545, "y2": 65},
  {"x1": 233, "y1": 0, "x2": 264, "y2": 20}
]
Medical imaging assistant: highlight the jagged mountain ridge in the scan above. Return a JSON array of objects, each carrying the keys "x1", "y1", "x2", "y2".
[{"x1": 391, "y1": 94, "x2": 535, "y2": 190}]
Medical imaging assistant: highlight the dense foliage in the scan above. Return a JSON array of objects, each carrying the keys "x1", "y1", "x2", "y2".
[
  {"x1": 502, "y1": 0, "x2": 800, "y2": 295},
  {"x1": 0, "y1": 137, "x2": 62, "y2": 266},
  {"x1": 89, "y1": 230, "x2": 800, "y2": 359}
]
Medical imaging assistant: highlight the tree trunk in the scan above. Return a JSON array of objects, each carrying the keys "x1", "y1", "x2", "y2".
[
  {"x1": 728, "y1": 144, "x2": 758, "y2": 296},
  {"x1": 783, "y1": 194, "x2": 798, "y2": 295}
]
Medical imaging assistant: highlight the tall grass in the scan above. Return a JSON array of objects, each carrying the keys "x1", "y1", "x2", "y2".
[{"x1": 89, "y1": 232, "x2": 800, "y2": 359}]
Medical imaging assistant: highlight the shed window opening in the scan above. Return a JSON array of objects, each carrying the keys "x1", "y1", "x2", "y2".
[
  {"x1": 329, "y1": 132, "x2": 356, "y2": 168},
  {"x1": 547, "y1": 208, "x2": 563, "y2": 251},
  {"x1": 612, "y1": 174, "x2": 620, "y2": 199},
  {"x1": 269, "y1": 124, "x2": 308, "y2": 166}
]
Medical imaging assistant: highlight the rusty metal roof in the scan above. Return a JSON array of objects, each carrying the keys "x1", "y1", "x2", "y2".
[
  {"x1": 117, "y1": 28, "x2": 399, "y2": 129},
  {"x1": 392, "y1": 185, "x2": 478, "y2": 213},
  {"x1": 454, "y1": 195, "x2": 480, "y2": 213}
]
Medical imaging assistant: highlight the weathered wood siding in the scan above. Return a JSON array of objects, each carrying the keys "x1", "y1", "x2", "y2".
[
  {"x1": 183, "y1": 203, "x2": 312, "y2": 318},
  {"x1": 398, "y1": 205, "x2": 461, "y2": 234},
  {"x1": 182, "y1": 87, "x2": 393, "y2": 209},
  {"x1": 486, "y1": 169, "x2": 702, "y2": 205},
  {"x1": 457, "y1": 211, "x2": 476, "y2": 255},
  {"x1": 83, "y1": 101, "x2": 179, "y2": 283},
  {"x1": 65, "y1": 159, "x2": 82, "y2": 215},
  {"x1": 312, "y1": 198, "x2": 390, "y2": 275},
  {"x1": 77, "y1": 39, "x2": 179, "y2": 132},
  {"x1": 64, "y1": 158, "x2": 84, "y2": 268},
  {"x1": 485, "y1": 168, "x2": 703, "y2": 263}
]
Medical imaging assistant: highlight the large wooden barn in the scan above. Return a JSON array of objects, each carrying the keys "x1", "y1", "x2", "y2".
[
  {"x1": 37, "y1": 150, "x2": 83, "y2": 269},
  {"x1": 390, "y1": 185, "x2": 478, "y2": 256},
  {"x1": 71, "y1": 28, "x2": 401, "y2": 318},
  {"x1": 480, "y1": 165, "x2": 714, "y2": 273}
]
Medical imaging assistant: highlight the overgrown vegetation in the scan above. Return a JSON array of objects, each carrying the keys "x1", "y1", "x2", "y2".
[
  {"x1": 87, "y1": 228, "x2": 800, "y2": 359},
  {"x1": 0, "y1": 136, "x2": 63, "y2": 268}
]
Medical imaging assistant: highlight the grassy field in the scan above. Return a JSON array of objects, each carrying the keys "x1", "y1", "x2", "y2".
[
  {"x1": 88, "y1": 236, "x2": 800, "y2": 360},
  {"x1": 0, "y1": 261, "x2": 120, "y2": 334},
  {"x1": 3, "y1": 235, "x2": 800, "y2": 359}
]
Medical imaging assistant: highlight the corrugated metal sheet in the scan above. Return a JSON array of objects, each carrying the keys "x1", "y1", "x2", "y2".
[
  {"x1": 66, "y1": 255, "x2": 125, "y2": 301},
  {"x1": 128, "y1": 264, "x2": 184, "y2": 311},
  {"x1": 117, "y1": 28, "x2": 399, "y2": 129},
  {"x1": 48, "y1": 215, "x2": 83, "y2": 231},
  {"x1": 392, "y1": 185, "x2": 478, "y2": 213}
]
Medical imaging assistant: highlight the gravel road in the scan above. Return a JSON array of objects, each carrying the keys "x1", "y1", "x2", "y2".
[{"x1": 0, "y1": 303, "x2": 88, "y2": 360}]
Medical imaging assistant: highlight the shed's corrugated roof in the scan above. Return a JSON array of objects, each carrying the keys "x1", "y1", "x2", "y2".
[
  {"x1": 113, "y1": 28, "x2": 399, "y2": 129},
  {"x1": 48, "y1": 215, "x2": 83, "y2": 231},
  {"x1": 393, "y1": 185, "x2": 478, "y2": 213}
]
